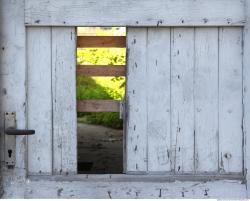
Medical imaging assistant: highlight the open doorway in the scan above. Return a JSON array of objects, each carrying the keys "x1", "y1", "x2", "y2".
[{"x1": 76, "y1": 27, "x2": 126, "y2": 174}]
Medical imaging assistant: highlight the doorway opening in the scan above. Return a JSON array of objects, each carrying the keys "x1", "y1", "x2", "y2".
[{"x1": 76, "y1": 27, "x2": 126, "y2": 174}]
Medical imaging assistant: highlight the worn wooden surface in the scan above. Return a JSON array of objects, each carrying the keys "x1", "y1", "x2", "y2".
[
  {"x1": 218, "y1": 27, "x2": 243, "y2": 173},
  {"x1": 171, "y1": 28, "x2": 195, "y2": 173},
  {"x1": 126, "y1": 28, "x2": 148, "y2": 172},
  {"x1": 147, "y1": 28, "x2": 171, "y2": 172},
  {"x1": 0, "y1": 0, "x2": 249, "y2": 198},
  {"x1": 77, "y1": 36, "x2": 126, "y2": 47},
  {"x1": 2, "y1": 175, "x2": 248, "y2": 198},
  {"x1": 27, "y1": 27, "x2": 53, "y2": 175},
  {"x1": 243, "y1": 0, "x2": 250, "y2": 197},
  {"x1": 52, "y1": 27, "x2": 77, "y2": 174},
  {"x1": 0, "y1": 0, "x2": 27, "y2": 175},
  {"x1": 77, "y1": 65, "x2": 126, "y2": 76},
  {"x1": 77, "y1": 100, "x2": 120, "y2": 112},
  {"x1": 27, "y1": 27, "x2": 77, "y2": 175},
  {"x1": 126, "y1": 27, "x2": 243, "y2": 174},
  {"x1": 194, "y1": 28, "x2": 219, "y2": 172},
  {"x1": 24, "y1": 0, "x2": 245, "y2": 26}
]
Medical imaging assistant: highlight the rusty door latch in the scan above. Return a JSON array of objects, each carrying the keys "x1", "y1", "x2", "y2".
[{"x1": 4, "y1": 112, "x2": 35, "y2": 168}]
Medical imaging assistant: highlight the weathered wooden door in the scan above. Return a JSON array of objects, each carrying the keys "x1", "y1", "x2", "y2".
[
  {"x1": 27, "y1": 27, "x2": 77, "y2": 175},
  {"x1": 23, "y1": 0, "x2": 247, "y2": 179}
]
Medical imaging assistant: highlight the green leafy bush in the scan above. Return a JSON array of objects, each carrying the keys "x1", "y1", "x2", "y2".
[{"x1": 77, "y1": 48, "x2": 126, "y2": 129}]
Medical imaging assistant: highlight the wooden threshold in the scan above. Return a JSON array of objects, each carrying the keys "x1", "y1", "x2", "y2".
[
  {"x1": 77, "y1": 36, "x2": 126, "y2": 48},
  {"x1": 77, "y1": 100, "x2": 120, "y2": 112},
  {"x1": 77, "y1": 65, "x2": 125, "y2": 76}
]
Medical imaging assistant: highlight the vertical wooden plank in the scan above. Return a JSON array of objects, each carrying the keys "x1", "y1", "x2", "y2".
[
  {"x1": 27, "y1": 27, "x2": 52, "y2": 175},
  {"x1": 194, "y1": 28, "x2": 219, "y2": 172},
  {"x1": 219, "y1": 27, "x2": 243, "y2": 173},
  {"x1": 244, "y1": 0, "x2": 250, "y2": 196},
  {"x1": 171, "y1": 28, "x2": 195, "y2": 173},
  {"x1": 0, "y1": 0, "x2": 26, "y2": 174},
  {"x1": 147, "y1": 28, "x2": 171, "y2": 172},
  {"x1": 126, "y1": 28, "x2": 147, "y2": 172},
  {"x1": 52, "y1": 27, "x2": 77, "y2": 174}
]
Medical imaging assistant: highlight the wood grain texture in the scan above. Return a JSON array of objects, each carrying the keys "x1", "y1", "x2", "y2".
[
  {"x1": 52, "y1": 27, "x2": 77, "y2": 174},
  {"x1": 4, "y1": 176, "x2": 247, "y2": 199},
  {"x1": 24, "y1": 0, "x2": 244, "y2": 26},
  {"x1": 147, "y1": 28, "x2": 171, "y2": 172},
  {"x1": 218, "y1": 28, "x2": 243, "y2": 173},
  {"x1": 194, "y1": 28, "x2": 219, "y2": 172},
  {"x1": 0, "y1": 0, "x2": 27, "y2": 173},
  {"x1": 77, "y1": 65, "x2": 126, "y2": 76},
  {"x1": 244, "y1": 0, "x2": 250, "y2": 195},
  {"x1": 126, "y1": 28, "x2": 147, "y2": 172},
  {"x1": 125, "y1": 27, "x2": 244, "y2": 174},
  {"x1": 27, "y1": 27, "x2": 52, "y2": 175},
  {"x1": 77, "y1": 100, "x2": 120, "y2": 112},
  {"x1": 77, "y1": 36, "x2": 126, "y2": 47},
  {"x1": 171, "y1": 28, "x2": 195, "y2": 173}
]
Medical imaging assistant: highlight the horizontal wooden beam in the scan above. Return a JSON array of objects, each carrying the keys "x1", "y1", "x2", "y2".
[
  {"x1": 77, "y1": 100, "x2": 120, "y2": 112},
  {"x1": 77, "y1": 36, "x2": 126, "y2": 48},
  {"x1": 77, "y1": 65, "x2": 125, "y2": 76},
  {"x1": 25, "y1": 0, "x2": 245, "y2": 26}
]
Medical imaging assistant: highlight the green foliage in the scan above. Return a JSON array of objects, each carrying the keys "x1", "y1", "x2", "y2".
[
  {"x1": 77, "y1": 48, "x2": 126, "y2": 129},
  {"x1": 77, "y1": 48, "x2": 126, "y2": 65}
]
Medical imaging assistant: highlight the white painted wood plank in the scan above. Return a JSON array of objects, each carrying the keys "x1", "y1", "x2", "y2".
[
  {"x1": 147, "y1": 28, "x2": 171, "y2": 172},
  {"x1": 24, "y1": 0, "x2": 244, "y2": 26},
  {"x1": 219, "y1": 27, "x2": 243, "y2": 173},
  {"x1": 27, "y1": 27, "x2": 52, "y2": 175},
  {"x1": 0, "y1": 0, "x2": 26, "y2": 173},
  {"x1": 52, "y1": 27, "x2": 77, "y2": 174},
  {"x1": 126, "y1": 28, "x2": 147, "y2": 172},
  {"x1": 171, "y1": 28, "x2": 195, "y2": 173},
  {"x1": 194, "y1": 28, "x2": 219, "y2": 172},
  {"x1": 5, "y1": 177, "x2": 248, "y2": 199},
  {"x1": 244, "y1": 0, "x2": 250, "y2": 196}
]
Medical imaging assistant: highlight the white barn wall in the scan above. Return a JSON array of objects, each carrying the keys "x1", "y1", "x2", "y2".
[
  {"x1": 126, "y1": 27, "x2": 244, "y2": 174},
  {"x1": 126, "y1": 28, "x2": 148, "y2": 172},
  {"x1": 194, "y1": 28, "x2": 219, "y2": 172},
  {"x1": 27, "y1": 27, "x2": 53, "y2": 175},
  {"x1": 218, "y1": 27, "x2": 243, "y2": 173},
  {"x1": 0, "y1": 0, "x2": 26, "y2": 173},
  {"x1": 147, "y1": 28, "x2": 171, "y2": 172},
  {"x1": 171, "y1": 28, "x2": 195, "y2": 173},
  {"x1": 0, "y1": 0, "x2": 250, "y2": 198},
  {"x1": 27, "y1": 27, "x2": 77, "y2": 175},
  {"x1": 52, "y1": 27, "x2": 77, "y2": 175}
]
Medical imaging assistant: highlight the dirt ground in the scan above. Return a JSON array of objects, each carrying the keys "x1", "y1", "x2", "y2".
[{"x1": 77, "y1": 123, "x2": 123, "y2": 174}]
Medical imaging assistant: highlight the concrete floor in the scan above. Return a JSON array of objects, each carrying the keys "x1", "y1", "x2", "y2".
[{"x1": 77, "y1": 123, "x2": 123, "y2": 174}]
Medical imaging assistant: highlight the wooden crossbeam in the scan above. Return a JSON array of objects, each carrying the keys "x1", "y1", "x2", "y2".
[
  {"x1": 77, "y1": 65, "x2": 125, "y2": 76},
  {"x1": 77, "y1": 36, "x2": 126, "y2": 48},
  {"x1": 77, "y1": 100, "x2": 120, "y2": 112}
]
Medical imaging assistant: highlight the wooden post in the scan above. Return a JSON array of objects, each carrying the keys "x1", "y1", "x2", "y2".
[{"x1": 244, "y1": 0, "x2": 250, "y2": 197}]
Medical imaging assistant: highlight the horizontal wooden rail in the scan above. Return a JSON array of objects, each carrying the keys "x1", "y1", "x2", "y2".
[
  {"x1": 77, "y1": 36, "x2": 126, "y2": 48},
  {"x1": 77, "y1": 100, "x2": 120, "y2": 112},
  {"x1": 77, "y1": 65, "x2": 126, "y2": 76},
  {"x1": 25, "y1": 0, "x2": 244, "y2": 26}
]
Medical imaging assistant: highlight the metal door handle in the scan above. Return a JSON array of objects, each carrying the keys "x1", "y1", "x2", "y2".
[{"x1": 5, "y1": 128, "x2": 35, "y2": 135}]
